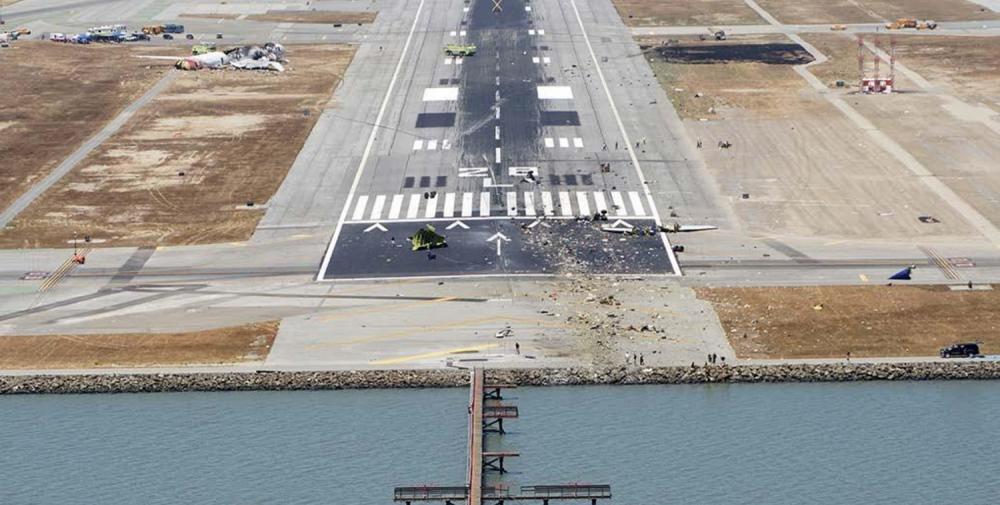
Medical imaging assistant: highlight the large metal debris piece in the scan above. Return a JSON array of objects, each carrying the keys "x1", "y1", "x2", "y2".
[{"x1": 410, "y1": 225, "x2": 447, "y2": 251}]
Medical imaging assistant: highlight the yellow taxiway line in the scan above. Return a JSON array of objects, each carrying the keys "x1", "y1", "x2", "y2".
[{"x1": 39, "y1": 248, "x2": 91, "y2": 292}]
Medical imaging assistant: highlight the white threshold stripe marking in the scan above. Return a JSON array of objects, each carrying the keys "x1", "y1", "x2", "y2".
[
  {"x1": 573, "y1": 137, "x2": 583, "y2": 148},
  {"x1": 346, "y1": 215, "x2": 654, "y2": 225},
  {"x1": 567, "y1": 0, "x2": 680, "y2": 275},
  {"x1": 593, "y1": 192, "x2": 608, "y2": 214},
  {"x1": 349, "y1": 191, "x2": 653, "y2": 222},
  {"x1": 352, "y1": 195, "x2": 369, "y2": 221},
  {"x1": 576, "y1": 192, "x2": 590, "y2": 216},
  {"x1": 558, "y1": 137, "x2": 569, "y2": 148},
  {"x1": 443, "y1": 192, "x2": 456, "y2": 217},
  {"x1": 610, "y1": 191, "x2": 627, "y2": 216},
  {"x1": 479, "y1": 192, "x2": 491, "y2": 216},
  {"x1": 628, "y1": 191, "x2": 646, "y2": 216},
  {"x1": 541, "y1": 192, "x2": 555, "y2": 216},
  {"x1": 413, "y1": 139, "x2": 423, "y2": 150},
  {"x1": 425, "y1": 194, "x2": 438, "y2": 218},
  {"x1": 389, "y1": 194, "x2": 404, "y2": 219},
  {"x1": 462, "y1": 192, "x2": 474, "y2": 217},
  {"x1": 559, "y1": 191, "x2": 572, "y2": 216},
  {"x1": 369, "y1": 195, "x2": 386, "y2": 220},
  {"x1": 406, "y1": 194, "x2": 421, "y2": 219}
]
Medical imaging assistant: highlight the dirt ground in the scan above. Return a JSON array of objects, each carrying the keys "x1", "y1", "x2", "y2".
[
  {"x1": 800, "y1": 33, "x2": 1000, "y2": 230},
  {"x1": 613, "y1": 0, "x2": 763, "y2": 26},
  {"x1": 246, "y1": 10, "x2": 377, "y2": 24},
  {"x1": 697, "y1": 285, "x2": 1000, "y2": 358},
  {"x1": 641, "y1": 35, "x2": 816, "y2": 119},
  {"x1": 0, "y1": 321, "x2": 278, "y2": 369},
  {"x1": 871, "y1": 35, "x2": 999, "y2": 111},
  {"x1": 0, "y1": 42, "x2": 170, "y2": 216},
  {"x1": 643, "y1": 36, "x2": 976, "y2": 240},
  {"x1": 0, "y1": 44, "x2": 355, "y2": 248},
  {"x1": 755, "y1": 0, "x2": 1000, "y2": 24}
]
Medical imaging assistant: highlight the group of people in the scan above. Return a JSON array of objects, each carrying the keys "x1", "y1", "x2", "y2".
[
  {"x1": 625, "y1": 352, "x2": 645, "y2": 366},
  {"x1": 707, "y1": 353, "x2": 724, "y2": 364}
]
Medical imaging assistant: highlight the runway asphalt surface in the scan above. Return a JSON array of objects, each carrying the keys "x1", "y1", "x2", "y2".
[{"x1": 316, "y1": 0, "x2": 679, "y2": 280}]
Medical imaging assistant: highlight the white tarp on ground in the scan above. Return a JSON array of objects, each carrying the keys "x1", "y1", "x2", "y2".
[
  {"x1": 422, "y1": 87, "x2": 459, "y2": 101},
  {"x1": 537, "y1": 86, "x2": 573, "y2": 100}
]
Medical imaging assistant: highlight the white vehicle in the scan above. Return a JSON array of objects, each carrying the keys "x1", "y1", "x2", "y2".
[
  {"x1": 89, "y1": 24, "x2": 126, "y2": 34},
  {"x1": 49, "y1": 33, "x2": 67, "y2": 42}
]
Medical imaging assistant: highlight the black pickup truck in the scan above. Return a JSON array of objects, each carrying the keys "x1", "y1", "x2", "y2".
[{"x1": 939, "y1": 343, "x2": 983, "y2": 358}]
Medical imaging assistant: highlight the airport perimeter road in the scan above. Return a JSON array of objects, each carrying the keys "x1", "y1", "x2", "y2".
[{"x1": 315, "y1": 0, "x2": 702, "y2": 281}]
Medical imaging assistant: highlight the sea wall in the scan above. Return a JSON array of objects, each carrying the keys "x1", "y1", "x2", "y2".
[{"x1": 2, "y1": 362, "x2": 1000, "y2": 394}]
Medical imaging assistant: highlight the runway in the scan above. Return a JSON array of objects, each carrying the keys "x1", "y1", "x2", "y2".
[{"x1": 315, "y1": 0, "x2": 681, "y2": 280}]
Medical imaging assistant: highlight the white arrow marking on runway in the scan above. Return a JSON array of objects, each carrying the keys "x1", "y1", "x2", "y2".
[
  {"x1": 526, "y1": 218, "x2": 551, "y2": 229},
  {"x1": 364, "y1": 223, "x2": 388, "y2": 233},
  {"x1": 601, "y1": 219, "x2": 634, "y2": 233},
  {"x1": 486, "y1": 232, "x2": 511, "y2": 256},
  {"x1": 446, "y1": 220, "x2": 470, "y2": 230}
]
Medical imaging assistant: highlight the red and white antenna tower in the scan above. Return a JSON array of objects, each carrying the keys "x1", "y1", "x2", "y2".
[
  {"x1": 889, "y1": 35, "x2": 896, "y2": 85},
  {"x1": 857, "y1": 35, "x2": 865, "y2": 89},
  {"x1": 872, "y1": 34, "x2": 881, "y2": 81}
]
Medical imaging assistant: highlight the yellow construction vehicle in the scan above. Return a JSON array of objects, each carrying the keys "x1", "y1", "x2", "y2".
[
  {"x1": 830, "y1": 24, "x2": 847, "y2": 31},
  {"x1": 885, "y1": 18, "x2": 917, "y2": 29},
  {"x1": 142, "y1": 24, "x2": 164, "y2": 35},
  {"x1": 885, "y1": 18, "x2": 936, "y2": 30}
]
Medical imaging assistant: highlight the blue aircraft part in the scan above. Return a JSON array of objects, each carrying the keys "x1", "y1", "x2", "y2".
[{"x1": 889, "y1": 267, "x2": 912, "y2": 280}]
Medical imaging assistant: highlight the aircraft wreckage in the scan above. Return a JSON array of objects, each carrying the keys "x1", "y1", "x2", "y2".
[{"x1": 137, "y1": 42, "x2": 287, "y2": 72}]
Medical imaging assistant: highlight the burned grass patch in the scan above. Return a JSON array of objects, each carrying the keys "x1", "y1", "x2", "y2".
[{"x1": 647, "y1": 42, "x2": 815, "y2": 65}]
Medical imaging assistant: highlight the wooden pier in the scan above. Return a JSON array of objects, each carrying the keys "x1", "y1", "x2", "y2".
[{"x1": 394, "y1": 368, "x2": 611, "y2": 505}]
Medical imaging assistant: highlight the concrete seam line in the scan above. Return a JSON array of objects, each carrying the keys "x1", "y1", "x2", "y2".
[
  {"x1": 567, "y1": 0, "x2": 681, "y2": 275},
  {"x1": 316, "y1": 0, "x2": 428, "y2": 281}
]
